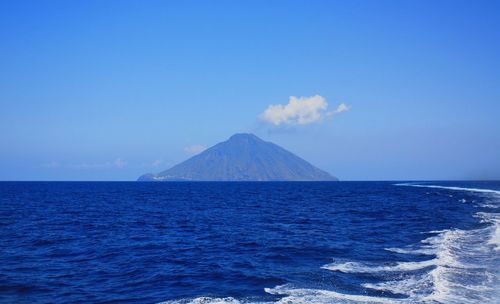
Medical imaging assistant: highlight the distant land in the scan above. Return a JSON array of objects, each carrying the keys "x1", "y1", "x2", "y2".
[{"x1": 138, "y1": 133, "x2": 337, "y2": 181}]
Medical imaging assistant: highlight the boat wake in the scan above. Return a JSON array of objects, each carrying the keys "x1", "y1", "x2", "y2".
[
  {"x1": 162, "y1": 184, "x2": 500, "y2": 304},
  {"x1": 394, "y1": 183, "x2": 500, "y2": 196}
]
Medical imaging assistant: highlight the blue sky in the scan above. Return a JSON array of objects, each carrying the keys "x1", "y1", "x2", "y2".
[{"x1": 1, "y1": 0, "x2": 499, "y2": 181}]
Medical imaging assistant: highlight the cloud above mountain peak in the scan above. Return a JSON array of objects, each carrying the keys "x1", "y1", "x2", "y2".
[{"x1": 260, "y1": 95, "x2": 349, "y2": 126}]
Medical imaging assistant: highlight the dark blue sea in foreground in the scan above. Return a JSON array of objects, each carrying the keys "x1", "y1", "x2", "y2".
[{"x1": 1, "y1": 181, "x2": 499, "y2": 304}]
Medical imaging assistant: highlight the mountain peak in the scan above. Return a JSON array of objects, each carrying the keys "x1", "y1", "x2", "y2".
[
  {"x1": 228, "y1": 133, "x2": 261, "y2": 141},
  {"x1": 138, "y1": 133, "x2": 337, "y2": 181}
]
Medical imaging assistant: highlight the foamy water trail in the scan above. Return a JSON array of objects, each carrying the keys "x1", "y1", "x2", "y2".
[
  {"x1": 476, "y1": 212, "x2": 500, "y2": 251},
  {"x1": 160, "y1": 298, "x2": 244, "y2": 304},
  {"x1": 162, "y1": 184, "x2": 500, "y2": 304},
  {"x1": 322, "y1": 259, "x2": 438, "y2": 273},
  {"x1": 366, "y1": 227, "x2": 497, "y2": 303},
  {"x1": 394, "y1": 183, "x2": 500, "y2": 195},
  {"x1": 384, "y1": 247, "x2": 436, "y2": 255},
  {"x1": 266, "y1": 285, "x2": 399, "y2": 304},
  {"x1": 288, "y1": 184, "x2": 499, "y2": 303},
  {"x1": 398, "y1": 184, "x2": 500, "y2": 253}
]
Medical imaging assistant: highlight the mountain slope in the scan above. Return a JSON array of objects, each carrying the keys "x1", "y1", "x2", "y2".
[{"x1": 138, "y1": 133, "x2": 337, "y2": 181}]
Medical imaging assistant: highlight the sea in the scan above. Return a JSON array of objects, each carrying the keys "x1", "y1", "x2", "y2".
[{"x1": 0, "y1": 181, "x2": 498, "y2": 304}]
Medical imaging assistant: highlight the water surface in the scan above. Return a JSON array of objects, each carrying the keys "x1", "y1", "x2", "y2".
[{"x1": 0, "y1": 181, "x2": 498, "y2": 303}]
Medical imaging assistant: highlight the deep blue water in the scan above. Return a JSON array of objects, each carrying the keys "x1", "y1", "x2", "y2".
[{"x1": 0, "y1": 181, "x2": 498, "y2": 304}]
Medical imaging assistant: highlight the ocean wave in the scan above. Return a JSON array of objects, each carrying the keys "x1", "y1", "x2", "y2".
[
  {"x1": 266, "y1": 284, "x2": 399, "y2": 304},
  {"x1": 475, "y1": 212, "x2": 500, "y2": 251},
  {"x1": 159, "y1": 297, "x2": 244, "y2": 304},
  {"x1": 162, "y1": 288, "x2": 401, "y2": 304},
  {"x1": 488, "y1": 225, "x2": 500, "y2": 251},
  {"x1": 384, "y1": 247, "x2": 436, "y2": 255},
  {"x1": 321, "y1": 259, "x2": 437, "y2": 273}
]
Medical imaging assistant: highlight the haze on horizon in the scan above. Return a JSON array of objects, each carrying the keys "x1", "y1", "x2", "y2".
[{"x1": 1, "y1": 0, "x2": 499, "y2": 181}]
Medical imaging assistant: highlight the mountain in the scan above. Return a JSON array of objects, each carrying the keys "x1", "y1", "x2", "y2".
[{"x1": 138, "y1": 133, "x2": 338, "y2": 181}]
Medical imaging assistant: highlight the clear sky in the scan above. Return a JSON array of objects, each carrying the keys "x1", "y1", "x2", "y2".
[{"x1": 1, "y1": 0, "x2": 499, "y2": 181}]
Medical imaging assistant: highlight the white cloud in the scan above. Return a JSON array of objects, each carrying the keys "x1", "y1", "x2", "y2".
[
  {"x1": 260, "y1": 95, "x2": 349, "y2": 126},
  {"x1": 327, "y1": 102, "x2": 351, "y2": 116},
  {"x1": 184, "y1": 144, "x2": 207, "y2": 155},
  {"x1": 260, "y1": 95, "x2": 327, "y2": 126},
  {"x1": 335, "y1": 103, "x2": 350, "y2": 113}
]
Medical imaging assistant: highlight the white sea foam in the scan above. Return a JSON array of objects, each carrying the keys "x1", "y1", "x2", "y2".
[
  {"x1": 489, "y1": 225, "x2": 500, "y2": 251},
  {"x1": 384, "y1": 247, "x2": 436, "y2": 255},
  {"x1": 476, "y1": 212, "x2": 500, "y2": 251},
  {"x1": 266, "y1": 284, "x2": 399, "y2": 304},
  {"x1": 394, "y1": 183, "x2": 500, "y2": 196},
  {"x1": 159, "y1": 297, "x2": 244, "y2": 304},
  {"x1": 480, "y1": 202, "x2": 498, "y2": 208},
  {"x1": 322, "y1": 259, "x2": 438, "y2": 273}
]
